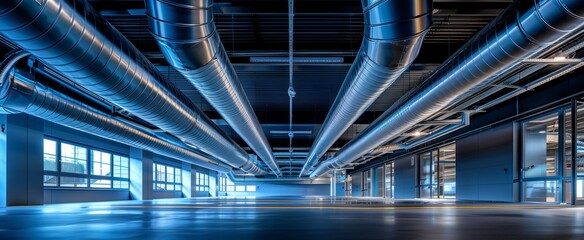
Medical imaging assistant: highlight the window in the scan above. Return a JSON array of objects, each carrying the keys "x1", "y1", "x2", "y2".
[
  {"x1": 113, "y1": 155, "x2": 129, "y2": 179},
  {"x1": 196, "y1": 172, "x2": 209, "y2": 192},
  {"x1": 43, "y1": 137, "x2": 130, "y2": 189},
  {"x1": 523, "y1": 113, "x2": 559, "y2": 178},
  {"x1": 61, "y1": 143, "x2": 87, "y2": 174},
  {"x1": 153, "y1": 163, "x2": 181, "y2": 191},
  {"x1": 43, "y1": 139, "x2": 57, "y2": 171},
  {"x1": 246, "y1": 185, "x2": 257, "y2": 192},
  {"x1": 219, "y1": 174, "x2": 256, "y2": 193},
  {"x1": 417, "y1": 143, "x2": 456, "y2": 199},
  {"x1": 91, "y1": 150, "x2": 111, "y2": 176}
]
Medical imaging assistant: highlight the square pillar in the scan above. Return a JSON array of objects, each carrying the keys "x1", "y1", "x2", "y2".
[
  {"x1": 209, "y1": 171, "x2": 217, "y2": 197},
  {"x1": 129, "y1": 148, "x2": 153, "y2": 200},
  {"x1": 181, "y1": 162, "x2": 193, "y2": 198},
  {"x1": 0, "y1": 114, "x2": 44, "y2": 206}
]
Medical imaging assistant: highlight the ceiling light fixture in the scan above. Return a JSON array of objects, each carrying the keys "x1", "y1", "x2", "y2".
[
  {"x1": 522, "y1": 57, "x2": 582, "y2": 64},
  {"x1": 250, "y1": 57, "x2": 344, "y2": 63}
]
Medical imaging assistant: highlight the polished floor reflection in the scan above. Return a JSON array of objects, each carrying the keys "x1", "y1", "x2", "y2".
[{"x1": 1, "y1": 197, "x2": 583, "y2": 239}]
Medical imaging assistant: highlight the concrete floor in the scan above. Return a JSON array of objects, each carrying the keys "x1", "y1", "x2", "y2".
[{"x1": 0, "y1": 197, "x2": 583, "y2": 239}]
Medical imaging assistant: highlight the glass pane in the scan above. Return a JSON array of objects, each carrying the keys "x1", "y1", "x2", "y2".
[
  {"x1": 60, "y1": 177, "x2": 88, "y2": 188},
  {"x1": 576, "y1": 103, "x2": 584, "y2": 176},
  {"x1": 43, "y1": 139, "x2": 58, "y2": 171},
  {"x1": 577, "y1": 177, "x2": 584, "y2": 200},
  {"x1": 113, "y1": 155, "x2": 129, "y2": 178},
  {"x1": 235, "y1": 185, "x2": 245, "y2": 192},
  {"x1": 420, "y1": 152, "x2": 432, "y2": 185},
  {"x1": 167, "y1": 166, "x2": 175, "y2": 183},
  {"x1": 432, "y1": 150, "x2": 439, "y2": 198},
  {"x1": 564, "y1": 180, "x2": 572, "y2": 204},
  {"x1": 113, "y1": 180, "x2": 129, "y2": 189},
  {"x1": 175, "y1": 168, "x2": 181, "y2": 183},
  {"x1": 44, "y1": 175, "x2": 57, "y2": 187},
  {"x1": 90, "y1": 179, "x2": 111, "y2": 188},
  {"x1": 523, "y1": 180, "x2": 559, "y2": 203},
  {"x1": 523, "y1": 114, "x2": 559, "y2": 178},
  {"x1": 91, "y1": 150, "x2": 111, "y2": 176},
  {"x1": 384, "y1": 162, "x2": 393, "y2": 198},
  {"x1": 565, "y1": 109, "x2": 573, "y2": 177},
  {"x1": 246, "y1": 185, "x2": 257, "y2": 192},
  {"x1": 61, "y1": 143, "x2": 87, "y2": 174},
  {"x1": 157, "y1": 164, "x2": 166, "y2": 182},
  {"x1": 440, "y1": 144, "x2": 456, "y2": 199}
]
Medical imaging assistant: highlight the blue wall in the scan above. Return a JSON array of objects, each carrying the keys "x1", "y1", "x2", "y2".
[
  {"x1": 394, "y1": 155, "x2": 416, "y2": 198},
  {"x1": 456, "y1": 123, "x2": 516, "y2": 202},
  {"x1": 351, "y1": 173, "x2": 361, "y2": 196}
]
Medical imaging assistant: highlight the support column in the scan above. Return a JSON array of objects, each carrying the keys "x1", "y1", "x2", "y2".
[
  {"x1": 129, "y1": 148, "x2": 153, "y2": 200},
  {"x1": 181, "y1": 162, "x2": 193, "y2": 198},
  {"x1": 571, "y1": 99, "x2": 578, "y2": 205},
  {"x1": 0, "y1": 114, "x2": 44, "y2": 206},
  {"x1": 330, "y1": 171, "x2": 337, "y2": 197},
  {"x1": 209, "y1": 171, "x2": 217, "y2": 197}
]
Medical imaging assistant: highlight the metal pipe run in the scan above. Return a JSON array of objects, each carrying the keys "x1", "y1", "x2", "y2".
[
  {"x1": 0, "y1": 0, "x2": 265, "y2": 175},
  {"x1": 0, "y1": 51, "x2": 230, "y2": 173},
  {"x1": 300, "y1": 0, "x2": 433, "y2": 176},
  {"x1": 311, "y1": 0, "x2": 584, "y2": 178},
  {"x1": 144, "y1": 0, "x2": 281, "y2": 176}
]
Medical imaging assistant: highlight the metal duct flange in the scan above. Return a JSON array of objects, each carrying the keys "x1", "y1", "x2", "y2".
[
  {"x1": 145, "y1": 0, "x2": 281, "y2": 176},
  {"x1": 300, "y1": 0, "x2": 432, "y2": 176},
  {"x1": 0, "y1": 0, "x2": 266, "y2": 175},
  {"x1": 0, "y1": 51, "x2": 230, "y2": 173},
  {"x1": 310, "y1": 0, "x2": 584, "y2": 178}
]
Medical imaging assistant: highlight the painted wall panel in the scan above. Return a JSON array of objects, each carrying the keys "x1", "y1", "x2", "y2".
[
  {"x1": 456, "y1": 123, "x2": 515, "y2": 202},
  {"x1": 351, "y1": 173, "x2": 361, "y2": 197},
  {"x1": 394, "y1": 155, "x2": 416, "y2": 199},
  {"x1": 44, "y1": 189, "x2": 129, "y2": 204}
]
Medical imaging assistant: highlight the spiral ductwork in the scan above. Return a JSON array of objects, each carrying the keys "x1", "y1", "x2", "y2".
[
  {"x1": 145, "y1": 0, "x2": 281, "y2": 176},
  {"x1": 0, "y1": 0, "x2": 265, "y2": 175},
  {"x1": 300, "y1": 0, "x2": 433, "y2": 176},
  {"x1": 311, "y1": 0, "x2": 584, "y2": 178},
  {"x1": 0, "y1": 51, "x2": 229, "y2": 173}
]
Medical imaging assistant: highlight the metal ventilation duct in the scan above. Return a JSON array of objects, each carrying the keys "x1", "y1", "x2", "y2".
[
  {"x1": 300, "y1": 0, "x2": 433, "y2": 176},
  {"x1": 0, "y1": 0, "x2": 265, "y2": 175},
  {"x1": 145, "y1": 0, "x2": 281, "y2": 176},
  {"x1": 311, "y1": 0, "x2": 584, "y2": 178},
  {"x1": 0, "y1": 51, "x2": 230, "y2": 173}
]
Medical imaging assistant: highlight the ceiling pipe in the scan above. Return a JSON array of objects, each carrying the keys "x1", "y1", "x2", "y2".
[
  {"x1": 399, "y1": 112, "x2": 469, "y2": 149},
  {"x1": 225, "y1": 172, "x2": 328, "y2": 184},
  {"x1": 300, "y1": 0, "x2": 433, "y2": 176},
  {"x1": 144, "y1": 0, "x2": 281, "y2": 176},
  {"x1": 0, "y1": 51, "x2": 230, "y2": 173},
  {"x1": 0, "y1": 0, "x2": 265, "y2": 175},
  {"x1": 310, "y1": 0, "x2": 584, "y2": 178}
]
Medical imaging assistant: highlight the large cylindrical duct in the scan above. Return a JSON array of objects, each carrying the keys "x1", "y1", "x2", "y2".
[
  {"x1": 0, "y1": 51, "x2": 230, "y2": 173},
  {"x1": 0, "y1": 0, "x2": 265, "y2": 174},
  {"x1": 311, "y1": 0, "x2": 584, "y2": 178},
  {"x1": 145, "y1": 0, "x2": 281, "y2": 176},
  {"x1": 300, "y1": 0, "x2": 433, "y2": 176}
]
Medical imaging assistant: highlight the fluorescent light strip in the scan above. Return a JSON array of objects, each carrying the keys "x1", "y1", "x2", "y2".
[{"x1": 250, "y1": 57, "x2": 344, "y2": 63}]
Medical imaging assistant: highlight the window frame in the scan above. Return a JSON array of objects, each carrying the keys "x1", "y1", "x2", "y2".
[
  {"x1": 43, "y1": 136, "x2": 130, "y2": 190},
  {"x1": 218, "y1": 174, "x2": 256, "y2": 193},
  {"x1": 153, "y1": 162, "x2": 182, "y2": 192}
]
